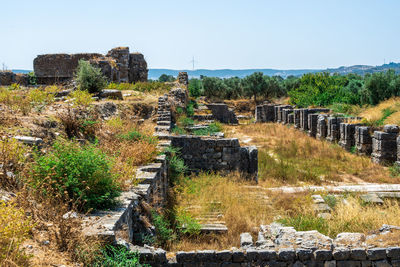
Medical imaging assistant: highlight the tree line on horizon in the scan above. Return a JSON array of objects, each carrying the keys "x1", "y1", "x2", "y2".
[{"x1": 173, "y1": 70, "x2": 400, "y2": 108}]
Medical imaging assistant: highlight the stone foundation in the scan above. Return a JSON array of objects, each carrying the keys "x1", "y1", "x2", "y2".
[
  {"x1": 282, "y1": 108, "x2": 293, "y2": 124},
  {"x1": 275, "y1": 105, "x2": 292, "y2": 123},
  {"x1": 316, "y1": 114, "x2": 328, "y2": 140},
  {"x1": 293, "y1": 109, "x2": 302, "y2": 128},
  {"x1": 255, "y1": 104, "x2": 276, "y2": 123},
  {"x1": 339, "y1": 123, "x2": 362, "y2": 151},
  {"x1": 307, "y1": 114, "x2": 320, "y2": 137},
  {"x1": 372, "y1": 125, "x2": 399, "y2": 165},
  {"x1": 326, "y1": 116, "x2": 346, "y2": 143},
  {"x1": 206, "y1": 103, "x2": 238, "y2": 124},
  {"x1": 300, "y1": 108, "x2": 330, "y2": 131},
  {"x1": 170, "y1": 136, "x2": 257, "y2": 180},
  {"x1": 355, "y1": 126, "x2": 374, "y2": 155}
]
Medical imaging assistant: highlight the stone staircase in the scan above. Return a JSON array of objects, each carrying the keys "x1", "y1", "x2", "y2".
[{"x1": 154, "y1": 95, "x2": 172, "y2": 140}]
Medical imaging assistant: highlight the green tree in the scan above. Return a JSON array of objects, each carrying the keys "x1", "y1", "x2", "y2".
[
  {"x1": 75, "y1": 60, "x2": 107, "y2": 94},
  {"x1": 188, "y1": 78, "x2": 203, "y2": 97},
  {"x1": 202, "y1": 77, "x2": 226, "y2": 99},
  {"x1": 242, "y1": 72, "x2": 268, "y2": 103},
  {"x1": 158, "y1": 74, "x2": 175, "y2": 82}
]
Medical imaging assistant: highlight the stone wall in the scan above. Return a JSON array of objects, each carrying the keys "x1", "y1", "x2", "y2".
[
  {"x1": 316, "y1": 114, "x2": 328, "y2": 140},
  {"x1": 307, "y1": 113, "x2": 320, "y2": 137},
  {"x1": 207, "y1": 103, "x2": 238, "y2": 124},
  {"x1": 255, "y1": 103, "x2": 276, "y2": 122},
  {"x1": 0, "y1": 71, "x2": 30, "y2": 86},
  {"x1": 177, "y1": 72, "x2": 189, "y2": 86},
  {"x1": 282, "y1": 107, "x2": 293, "y2": 124},
  {"x1": 33, "y1": 47, "x2": 148, "y2": 84},
  {"x1": 355, "y1": 126, "x2": 374, "y2": 155},
  {"x1": 372, "y1": 125, "x2": 399, "y2": 165},
  {"x1": 170, "y1": 136, "x2": 258, "y2": 180},
  {"x1": 299, "y1": 108, "x2": 330, "y2": 131},
  {"x1": 339, "y1": 123, "x2": 362, "y2": 151},
  {"x1": 326, "y1": 116, "x2": 346, "y2": 143}
]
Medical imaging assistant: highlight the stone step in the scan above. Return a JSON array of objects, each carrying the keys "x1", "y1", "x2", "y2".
[
  {"x1": 157, "y1": 121, "x2": 171, "y2": 126},
  {"x1": 199, "y1": 224, "x2": 228, "y2": 234},
  {"x1": 153, "y1": 132, "x2": 171, "y2": 140},
  {"x1": 155, "y1": 126, "x2": 171, "y2": 132},
  {"x1": 313, "y1": 203, "x2": 331, "y2": 212},
  {"x1": 360, "y1": 193, "x2": 384, "y2": 204}
]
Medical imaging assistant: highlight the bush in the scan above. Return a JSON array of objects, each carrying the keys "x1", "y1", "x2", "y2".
[
  {"x1": 0, "y1": 137, "x2": 27, "y2": 188},
  {"x1": 118, "y1": 130, "x2": 157, "y2": 144},
  {"x1": 0, "y1": 202, "x2": 33, "y2": 266},
  {"x1": 75, "y1": 60, "x2": 107, "y2": 94},
  {"x1": 30, "y1": 139, "x2": 121, "y2": 211},
  {"x1": 68, "y1": 90, "x2": 94, "y2": 107},
  {"x1": 94, "y1": 245, "x2": 148, "y2": 267},
  {"x1": 175, "y1": 211, "x2": 201, "y2": 236},
  {"x1": 152, "y1": 211, "x2": 175, "y2": 246}
]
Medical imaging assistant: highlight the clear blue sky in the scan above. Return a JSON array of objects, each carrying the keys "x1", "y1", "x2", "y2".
[{"x1": 1, "y1": 0, "x2": 399, "y2": 70}]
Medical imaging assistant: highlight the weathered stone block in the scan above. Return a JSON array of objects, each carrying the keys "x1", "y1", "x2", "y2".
[
  {"x1": 278, "y1": 248, "x2": 296, "y2": 261},
  {"x1": 366, "y1": 248, "x2": 386, "y2": 260},
  {"x1": 387, "y1": 246, "x2": 400, "y2": 259},
  {"x1": 314, "y1": 250, "x2": 332, "y2": 261},
  {"x1": 207, "y1": 103, "x2": 238, "y2": 124}
]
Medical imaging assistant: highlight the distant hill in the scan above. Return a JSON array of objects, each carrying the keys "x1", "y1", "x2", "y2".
[
  {"x1": 11, "y1": 62, "x2": 400, "y2": 80},
  {"x1": 149, "y1": 62, "x2": 400, "y2": 80},
  {"x1": 148, "y1": 68, "x2": 321, "y2": 80}
]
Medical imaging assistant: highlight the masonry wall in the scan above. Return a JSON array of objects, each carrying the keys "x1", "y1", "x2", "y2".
[
  {"x1": 207, "y1": 103, "x2": 239, "y2": 124},
  {"x1": 33, "y1": 47, "x2": 148, "y2": 84},
  {"x1": 170, "y1": 136, "x2": 258, "y2": 180}
]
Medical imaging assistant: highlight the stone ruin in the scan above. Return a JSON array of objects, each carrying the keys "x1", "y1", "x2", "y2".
[
  {"x1": 170, "y1": 136, "x2": 258, "y2": 180},
  {"x1": 177, "y1": 71, "x2": 189, "y2": 87},
  {"x1": 372, "y1": 125, "x2": 399, "y2": 165},
  {"x1": 0, "y1": 71, "x2": 30, "y2": 86},
  {"x1": 33, "y1": 47, "x2": 148, "y2": 84},
  {"x1": 206, "y1": 103, "x2": 239, "y2": 124},
  {"x1": 255, "y1": 103, "x2": 400, "y2": 167}
]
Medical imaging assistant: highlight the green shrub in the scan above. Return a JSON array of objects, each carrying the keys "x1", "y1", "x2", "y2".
[
  {"x1": 193, "y1": 122, "x2": 222, "y2": 136},
  {"x1": 172, "y1": 126, "x2": 186, "y2": 135},
  {"x1": 75, "y1": 60, "x2": 107, "y2": 94},
  {"x1": 118, "y1": 130, "x2": 157, "y2": 144},
  {"x1": 375, "y1": 108, "x2": 395, "y2": 126},
  {"x1": 94, "y1": 245, "x2": 148, "y2": 267},
  {"x1": 323, "y1": 195, "x2": 337, "y2": 209},
  {"x1": 152, "y1": 211, "x2": 175, "y2": 246},
  {"x1": 28, "y1": 72, "x2": 37, "y2": 85},
  {"x1": 178, "y1": 116, "x2": 195, "y2": 128},
  {"x1": 175, "y1": 211, "x2": 201, "y2": 236},
  {"x1": 30, "y1": 139, "x2": 121, "y2": 211}
]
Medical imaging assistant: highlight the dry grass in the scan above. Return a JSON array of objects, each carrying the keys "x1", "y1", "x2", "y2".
[
  {"x1": 169, "y1": 172, "x2": 312, "y2": 251},
  {"x1": 280, "y1": 195, "x2": 400, "y2": 243},
  {"x1": 170, "y1": 172, "x2": 400, "y2": 250},
  {"x1": 225, "y1": 123, "x2": 399, "y2": 185},
  {"x1": 0, "y1": 201, "x2": 33, "y2": 267},
  {"x1": 98, "y1": 117, "x2": 158, "y2": 187},
  {"x1": 359, "y1": 97, "x2": 400, "y2": 125}
]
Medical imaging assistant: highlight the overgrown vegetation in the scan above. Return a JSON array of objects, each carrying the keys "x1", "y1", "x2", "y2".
[
  {"x1": 225, "y1": 123, "x2": 398, "y2": 185},
  {"x1": 93, "y1": 245, "x2": 148, "y2": 267},
  {"x1": 75, "y1": 60, "x2": 107, "y2": 93},
  {"x1": 108, "y1": 81, "x2": 172, "y2": 93},
  {"x1": 289, "y1": 70, "x2": 400, "y2": 108},
  {"x1": 279, "y1": 196, "x2": 400, "y2": 239},
  {"x1": 0, "y1": 201, "x2": 33, "y2": 266},
  {"x1": 30, "y1": 139, "x2": 121, "y2": 212}
]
